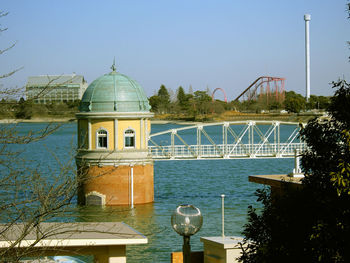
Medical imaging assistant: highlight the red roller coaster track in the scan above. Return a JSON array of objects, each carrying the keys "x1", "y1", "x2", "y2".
[
  {"x1": 212, "y1": 88, "x2": 228, "y2": 102},
  {"x1": 234, "y1": 76, "x2": 285, "y2": 103}
]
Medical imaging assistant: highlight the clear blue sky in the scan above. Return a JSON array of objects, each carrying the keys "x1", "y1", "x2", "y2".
[{"x1": 1, "y1": 0, "x2": 349, "y2": 100}]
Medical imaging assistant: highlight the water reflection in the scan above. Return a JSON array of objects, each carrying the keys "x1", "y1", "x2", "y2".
[{"x1": 75, "y1": 203, "x2": 160, "y2": 262}]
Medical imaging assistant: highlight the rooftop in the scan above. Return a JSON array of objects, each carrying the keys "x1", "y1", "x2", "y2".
[
  {"x1": 26, "y1": 74, "x2": 86, "y2": 87},
  {"x1": 79, "y1": 67, "x2": 151, "y2": 113}
]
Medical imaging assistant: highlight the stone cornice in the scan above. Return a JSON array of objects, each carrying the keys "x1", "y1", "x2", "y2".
[
  {"x1": 76, "y1": 111, "x2": 154, "y2": 119},
  {"x1": 75, "y1": 149, "x2": 153, "y2": 166}
]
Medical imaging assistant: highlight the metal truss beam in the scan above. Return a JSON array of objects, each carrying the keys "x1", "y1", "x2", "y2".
[{"x1": 148, "y1": 121, "x2": 306, "y2": 160}]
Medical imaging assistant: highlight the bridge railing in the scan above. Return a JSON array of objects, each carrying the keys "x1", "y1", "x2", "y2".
[
  {"x1": 148, "y1": 142, "x2": 306, "y2": 160},
  {"x1": 148, "y1": 121, "x2": 306, "y2": 160}
]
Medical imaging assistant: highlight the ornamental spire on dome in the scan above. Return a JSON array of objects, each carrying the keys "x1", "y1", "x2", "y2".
[{"x1": 110, "y1": 57, "x2": 117, "y2": 72}]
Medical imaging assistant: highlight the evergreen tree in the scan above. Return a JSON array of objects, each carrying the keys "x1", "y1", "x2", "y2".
[
  {"x1": 15, "y1": 97, "x2": 32, "y2": 119},
  {"x1": 176, "y1": 86, "x2": 187, "y2": 108},
  {"x1": 149, "y1": 95, "x2": 160, "y2": 112},
  {"x1": 157, "y1": 84, "x2": 170, "y2": 113},
  {"x1": 158, "y1": 85, "x2": 170, "y2": 104},
  {"x1": 193, "y1": 90, "x2": 212, "y2": 115}
]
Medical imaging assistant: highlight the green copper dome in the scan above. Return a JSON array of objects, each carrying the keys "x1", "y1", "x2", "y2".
[{"x1": 79, "y1": 69, "x2": 151, "y2": 112}]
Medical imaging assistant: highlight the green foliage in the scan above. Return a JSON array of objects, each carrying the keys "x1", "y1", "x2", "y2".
[
  {"x1": 329, "y1": 85, "x2": 350, "y2": 196},
  {"x1": 267, "y1": 101, "x2": 281, "y2": 111},
  {"x1": 175, "y1": 86, "x2": 193, "y2": 113},
  {"x1": 330, "y1": 148, "x2": 350, "y2": 196},
  {"x1": 241, "y1": 188, "x2": 314, "y2": 263},
  {"x1": 158, "y1": 84, "x2": 170, "y2": 104},
  {"x1": 239, "y1": 100, "x2": 261, "y2": 113},
  {"x1": 193, "y1": 90, "x2": 212, "y2": 115},
  {"x1": 149, "y1": 95, "x2": 160, "y2": 113},
  {"x1": 284, "y1": 91, "x2": 306, "y2": 113},
  {"x1": 240, "y1": 80, "x2": 350, "y2": 263},
  {"x1": 212, "y1": 100, "x2": 226, "y2": 114},
  {"x1": 15, "y1": 97, "x2": 32, "y2": 119},
  {"x1": 328, "y1": 80, "x2": 350, "y2": 125},
  {"x1": 176, "y1": 86, "x2": 187, "y2": 108},
  {"x1": 193, "y1": 90, "x2": 211, "y2": 102},
  {"x1": 66, "y1": 100, "x2": 81, "y2": 109},
  {"x1": 148, "y1": 83, "x2": 328, "y2": 120},
  {"x1": 0, "y1": 99, "x2": 15, "y2": 118},
  {"x1": 3, "y1": 98, "x2": 80, "y2": 119},
  {"x1": 157, "y1": 84, "x2": 170, "y2": 113},
  {"x1": 307, "y1": 95, "x2": 331, "y2": 110}
]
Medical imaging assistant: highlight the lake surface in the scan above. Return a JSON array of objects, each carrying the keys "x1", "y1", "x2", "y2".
[{"x1": 7, "y1": 122, "x2": 295, "y2": 262}]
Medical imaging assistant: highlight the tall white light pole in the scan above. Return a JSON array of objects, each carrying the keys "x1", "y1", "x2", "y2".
[{"x1": 304, "y1": 14, "x2": 311, "y2": 102}]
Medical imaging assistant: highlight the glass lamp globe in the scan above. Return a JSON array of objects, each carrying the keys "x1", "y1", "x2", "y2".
[{"x1": 171, "y1": 204, "x2": 203, "y2": 237}]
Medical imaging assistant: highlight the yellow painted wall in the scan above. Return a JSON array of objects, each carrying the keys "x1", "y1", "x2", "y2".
[
  {"x1": 78, "y1": 119, "x2": 88, "y2": 149},
  {"x1": 91, "y1": 119, "x2": 114, "y2": 150},
  {"x1": 78, "y1": 118, "x2": 150, "y2": 151},
  {"x1": 118, "y1": 119, "x2": 141, "y2": 150},
  {"x1": 147, "y1": 118, "x2": 151, "y2": 136}
]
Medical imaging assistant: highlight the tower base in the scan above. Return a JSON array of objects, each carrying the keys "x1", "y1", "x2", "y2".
[{"x1": 78, "y1": 163, "x2": 154, "y2": 206}]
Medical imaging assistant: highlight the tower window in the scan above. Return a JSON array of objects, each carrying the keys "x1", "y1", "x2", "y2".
[
  {"x1": 124, "y1": 129, "x2": 135, "y2": 148},
  {"x1": 97, "y1": 129, "x2": 108, "y2": 149}
]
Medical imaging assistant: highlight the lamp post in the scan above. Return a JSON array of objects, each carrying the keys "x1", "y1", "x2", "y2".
[{"x1": 171, "y1": 204, "x2": 203, "y2": 263}]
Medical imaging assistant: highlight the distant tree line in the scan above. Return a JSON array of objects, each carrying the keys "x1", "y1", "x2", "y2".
[
  {"x1": 149, "y1": 85, "x2": 331, "y2": 118},
  {"x1": 149, "y1": 85, "x2": 230, "y2": 120},
  {"x1": 0, "y1": 98, "x2": 80, "y2": 119},
  {"x1": 0, "y1": 86, "x2": 331, "y2": 120}
]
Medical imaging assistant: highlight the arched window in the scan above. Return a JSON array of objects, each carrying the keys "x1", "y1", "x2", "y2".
[
  {"x1": 97, "y1": 129, "x2": 108, "y2": 149},
  {"x1": 86, "y1": 191, "x2": 106, "y2": 206},
  {"x1": 124, "y1": 129, "x2": 135, "y2": 148}
]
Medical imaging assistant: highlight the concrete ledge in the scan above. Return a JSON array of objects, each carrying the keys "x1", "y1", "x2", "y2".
[
  {"x1": 0, "y1": 222, "x2": 147, "y2": 248},
  {"x1": 249, "y1": 174, "x2": 303, "y2": 197},
  {"x1": 201, "y1": 236, "x2": 244, "y2": 263},
  {"x1": 200, "y1": 236, "x2": 242, "y2": 249},
  {"x1": 0, "y1": 222, "x2": 147, "y2": 263},
  {"x1": 249, "y1": 174, "x2": 302, "y2": 188}
]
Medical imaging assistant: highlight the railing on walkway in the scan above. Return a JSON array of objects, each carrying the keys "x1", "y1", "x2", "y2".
[
  {"x1": 149, "y1": 143, "x2": 306, "y2": 159},
  {"x1": 148, "y1": 121, "x2": 306, "y2": 160}
]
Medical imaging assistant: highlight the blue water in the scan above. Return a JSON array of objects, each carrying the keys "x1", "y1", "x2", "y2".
[{"x1": 4, "y1": 122, "x2": 295, "y2": 262}]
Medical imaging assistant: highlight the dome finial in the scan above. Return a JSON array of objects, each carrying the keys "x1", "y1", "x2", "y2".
[{"x1": 110, "y1": 57, "x2": 117, "y2": 72}]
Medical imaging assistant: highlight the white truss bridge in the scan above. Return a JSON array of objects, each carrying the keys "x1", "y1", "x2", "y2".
[{"x1": 148, "y1": 121, "x2": 306, "y2": 160}]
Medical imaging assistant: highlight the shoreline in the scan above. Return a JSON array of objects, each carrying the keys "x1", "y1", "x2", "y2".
[
  {"x1": 0, "y1": 117, "x2": 76, "y2": 124},
  {"x1": 0, "y1": 112, "x2": 322, "y2": 125},
  {"x1": 0, "y1": 118, "x2": 202, "y2": 125}
]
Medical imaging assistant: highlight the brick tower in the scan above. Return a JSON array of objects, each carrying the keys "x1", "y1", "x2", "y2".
[{"x1": 76, "y1": 64, "x2": 154, "y2": 206}]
